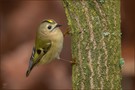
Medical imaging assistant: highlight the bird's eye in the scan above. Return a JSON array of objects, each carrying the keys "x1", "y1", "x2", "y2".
[
  {"x1": 37, "y1": 49, "x2": 41, "y2": 54},
  {"x1": 47, "y1": 25, "x2": 52, "y2": 30}
]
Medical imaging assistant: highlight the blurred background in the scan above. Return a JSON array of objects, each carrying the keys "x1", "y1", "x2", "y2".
[{"x1": 0, "y1": 0, "x2": 134, "y2": 90}]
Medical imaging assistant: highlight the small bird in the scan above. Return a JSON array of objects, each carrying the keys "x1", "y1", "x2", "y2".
[{"x1": 26, "y1": 19, "x2": 63, "y2": 77}]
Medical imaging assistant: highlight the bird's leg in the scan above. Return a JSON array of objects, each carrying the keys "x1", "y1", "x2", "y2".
[
  {"x1": 60, "y1": 58, "x2": 77, "y2": 65},
  {"x1": 70, "y1": 57, "x2": 77, "y2": 65},
  {"x1": 64, "y1": 26, "x2": 85, "y2": 37},
  {"x1": 64, "y1": 27, "x2": 71, "y2": 37},
  {"x1": 60, "y1": 58, "x2": 72, "y2": 63}
]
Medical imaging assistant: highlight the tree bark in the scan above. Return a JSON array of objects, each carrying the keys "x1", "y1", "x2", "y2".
[{"x1": 63, "y1": 0, "x2": 121, "y2": 90}]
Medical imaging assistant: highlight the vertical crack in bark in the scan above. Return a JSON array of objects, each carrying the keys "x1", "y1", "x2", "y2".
[
  {"x1": 81, "y1": 1, "x2": 96, "y2": 89},
  {"x1": 87, "y1": 46, "x2": 94, "y2": 89},
  {"x1": 93, "y1": 0, "x2": 109, "y2": 82},
  {"x1": 97, "y1": 54, "x2": 104, "y2": 89},
  {"x1": 110, "y1": 77, "x2": 114, "y2": 89},
  {"x1": 75, "y1": 16, "x2": 85, "y2": 90},
  {"x1": 81, "y1": 1, "x2": 97, "y2": 49},
  {"x1": 93, "y1": 0, "x2": 109, "y2": 30},
  {"x1": 112, "y1": 0, "x2": 117, "y2": 29}
]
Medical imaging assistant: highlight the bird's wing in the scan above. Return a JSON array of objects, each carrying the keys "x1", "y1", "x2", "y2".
[{"x1": 26, "y1": 40, "x2": 51, "y2": 77}]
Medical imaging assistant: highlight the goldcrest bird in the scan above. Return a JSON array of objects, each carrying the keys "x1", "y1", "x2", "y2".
[{"x1": 26, "y1": 19, "x2": 63, "y2": 77}]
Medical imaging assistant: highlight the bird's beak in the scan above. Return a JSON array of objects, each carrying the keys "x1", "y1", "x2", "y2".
[
  {"x1": 53, "y1": 24, "x2": 62, "y2": 31},
  {"x1": 56, "y1": 24, "x2": 62, "y2": 28}
]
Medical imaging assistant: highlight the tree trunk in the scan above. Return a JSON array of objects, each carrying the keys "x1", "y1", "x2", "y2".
[{"x1": 63, "y1": 0, "x2": 121, "y2": 90}]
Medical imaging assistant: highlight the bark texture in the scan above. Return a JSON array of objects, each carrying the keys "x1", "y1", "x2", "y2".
[{"x1": 63, "y1": 0, "x2": 121, "y2": 90}]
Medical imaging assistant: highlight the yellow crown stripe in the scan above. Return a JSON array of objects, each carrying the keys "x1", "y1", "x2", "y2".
[{"x1": 47, "y1": 20, "x2": 53, "y2": 23}]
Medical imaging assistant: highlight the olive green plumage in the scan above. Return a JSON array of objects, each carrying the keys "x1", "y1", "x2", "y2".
[{"x1": 26, "y1": 19, "x2": 63, "y2": 77}]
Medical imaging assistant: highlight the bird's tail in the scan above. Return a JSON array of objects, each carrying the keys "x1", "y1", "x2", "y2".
[
  {"x1": 26, "y1": 69, "x2": 31, "y2": 77},
  {"x1": 26, "y1": 60, "x2": 35, "y2": 77}
]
